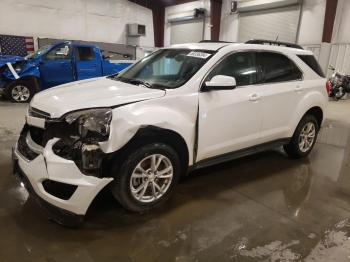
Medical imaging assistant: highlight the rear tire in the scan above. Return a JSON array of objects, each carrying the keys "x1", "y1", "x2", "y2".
[
  {"x1": 5, "y1": 80, "x2": 35, "y2": 103},
  {"x1": 109, "y1": 143, "x2": 181, "y2": 212},
  {"x1": 284, "y1": 115, "x2": 319, "y2": 159}
]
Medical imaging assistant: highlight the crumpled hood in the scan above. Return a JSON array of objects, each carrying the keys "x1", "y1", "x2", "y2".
[
  {"x1": 0, "y1": 55, "x2": 25, "y2": 67},
  {"x1": 30, "y1": 77, "x2": 166, "y2": 118}
]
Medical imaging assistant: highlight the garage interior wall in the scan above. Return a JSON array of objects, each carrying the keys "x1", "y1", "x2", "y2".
[
  {"x1": 220, "y1": 0, "x2": 326, "y2": 45},
  {"x1": 0, "y1": 0, "x2": 154, "y2": 49},
  {"x1": 164, "y1": 0, "x2": 211, "y2": 47},
  {"x1": 170, "y1": 19, "x2": 205, "y2": 45},
  {"x1": 326, "y1": 0, "x2": 350, "y2": 76},
  {"x1": 297, "y1": 0, "x2": 326, "y2": 45},
  {"x1": 237, "y1": 5, "x2": 301, "y2": 43}
]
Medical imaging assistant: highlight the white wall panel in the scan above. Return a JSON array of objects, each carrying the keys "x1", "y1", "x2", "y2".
[
  {"x1": 297, "y1": 0, "x2": 326, "y2": 45},
  {"x1": 0, "y1": 0, "x2": 154, "y2": 47},
  {"x1": 164, "y1": 0, "x2": 211, "y2": 47},
  {"x1": 327, "y1": 44, "x2": 350, "y2": 76},
  {"x1": 332, "y1": 0, "x2": 350, "y2": 44},
  {"x1": 220, "y1": 0, "x2": 326, "y2": 45},
  {"x1": 219, "y1": 0, "x2": 239, "y2": 42},
  {"x1": 170, "y1": 19, "x2": 204, "y2": 45},
  {"x1": 238, "y1": 5, "x2": 300, "y2": 43}
]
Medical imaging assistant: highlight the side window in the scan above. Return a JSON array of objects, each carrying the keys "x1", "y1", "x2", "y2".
[
  {"x1": 206, "y1": 52, "x2": 257, "y2": 86},
  {"x1": 258, "y1": 52, "x2": 302, "y2": 83},
  {"x1": 45, "y1": 44, "x2": 71, "y2": 61},
  {"x1": 76, "y1": 47, "x2": 95, "y2": 61}
]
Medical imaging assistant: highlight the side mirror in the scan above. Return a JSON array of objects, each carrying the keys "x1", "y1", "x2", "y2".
[{"x1": 202, "y1": 75, "x2": 237, "y2": 91}]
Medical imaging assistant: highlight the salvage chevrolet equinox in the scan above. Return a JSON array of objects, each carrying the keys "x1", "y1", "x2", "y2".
[{"x1": 13, "y1": 40, "x2": 328, "y2": 225}]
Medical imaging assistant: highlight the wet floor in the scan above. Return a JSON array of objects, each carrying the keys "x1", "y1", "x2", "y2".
[{"x1": 1, "y1": 100, "x2": 350, "y2": 261}]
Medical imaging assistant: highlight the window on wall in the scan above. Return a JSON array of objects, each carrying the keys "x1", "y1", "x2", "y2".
[
  {"x1": 258, "y1": 52, "x2": 302, "y2": 83},
  {"x1": 206, "y1": 52, "x2": 258, "y2": 86}
]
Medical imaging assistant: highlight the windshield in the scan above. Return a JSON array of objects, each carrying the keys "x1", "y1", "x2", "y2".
[
  {"x1": 25, "y1": 45, "x2": 51, "y2": 59},
  {"x1": 114, "y1": 49, "x2": 215, "y2": 89}
]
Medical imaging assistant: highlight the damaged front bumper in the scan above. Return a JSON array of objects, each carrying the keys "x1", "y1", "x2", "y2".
[{"x1": 12, "y1": 125, "x2": 113, "y2": 226}]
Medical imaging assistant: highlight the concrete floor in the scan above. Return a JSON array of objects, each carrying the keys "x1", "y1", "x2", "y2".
[{"x1": 1, "y1": 99, "x2": 350, "y2": 262}]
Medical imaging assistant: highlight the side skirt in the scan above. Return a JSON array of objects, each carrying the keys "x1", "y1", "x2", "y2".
[{"x1": 191, "y1": 138, "x2": 291, "y2": 170}]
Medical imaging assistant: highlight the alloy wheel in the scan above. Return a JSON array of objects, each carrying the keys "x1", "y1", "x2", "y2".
[
  {"x1": 298, "y1": 122, "x2": 316, "y2": 153},
  {"x1": 130, "y1": 154, "x2": 174, "y2": 203},
  {"x1": 11, "y1": 85, "x2": 30, "y2": 102}
]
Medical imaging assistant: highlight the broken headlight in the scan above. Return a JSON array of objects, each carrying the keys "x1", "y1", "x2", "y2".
[{"x1": 65, "y1": 108, "x2": 112, "y2": 141}]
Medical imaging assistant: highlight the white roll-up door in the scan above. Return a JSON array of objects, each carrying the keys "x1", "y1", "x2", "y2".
[
  {"x1": 238, "y1": 5, "x2": 301, "y2": 43},
  {"x1": 170, "y1": 19, "x2": 204, "y2": 45}
]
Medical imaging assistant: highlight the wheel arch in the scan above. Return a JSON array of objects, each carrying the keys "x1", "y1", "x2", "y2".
[
  {"x1": 103, "y1": 125, "x2": 190, "y2": 177},
  {"x1": 17, "y1": 75, "x2": 41, "y2": 92},
  {"x1": 5, "y1": 76, "x2": 40, "y2": 93},
  {"x1": 303, "y1": 106, "x2": 323, "y2": 129}
]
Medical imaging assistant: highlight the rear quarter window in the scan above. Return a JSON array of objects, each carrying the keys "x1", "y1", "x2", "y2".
[
  {"x1": 258, "y1": 52, "x2": 302, "y2": 83},
  {"x1": 297, "y1": 55, "x2": 325, "y2": 77}
]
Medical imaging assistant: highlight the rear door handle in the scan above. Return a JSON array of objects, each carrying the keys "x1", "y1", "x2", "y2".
[{"x1": 249, "y1": 93, "x2": 261, "y2": 101}]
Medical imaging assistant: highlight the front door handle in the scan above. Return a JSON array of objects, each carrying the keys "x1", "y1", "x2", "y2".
[{"x1": 249, "y1": 93, "x2": 261, "y2": 101}]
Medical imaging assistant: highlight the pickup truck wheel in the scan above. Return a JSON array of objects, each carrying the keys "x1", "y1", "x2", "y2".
[
  {"x1": 284, "y1": 115, "x2": 319, "y2": 159},
  {"x1": 6, "y1": 81, "x2": 34, "y2": 103},
  {"x1": 110, "y1": 143, "x2": 181, "y2": 212}
]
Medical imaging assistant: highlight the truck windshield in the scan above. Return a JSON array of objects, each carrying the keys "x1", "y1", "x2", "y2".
[
  {"x1": 25, "y1": 45, "x2": 51, "y2": 59},
  {"x1": 114, "y1": 49, "x2": 215, "y2": 89}
]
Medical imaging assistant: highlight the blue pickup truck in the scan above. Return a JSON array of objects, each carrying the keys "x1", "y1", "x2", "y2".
[{"x1": 0, "y1": 41, "x2": 134, "y2": 102}]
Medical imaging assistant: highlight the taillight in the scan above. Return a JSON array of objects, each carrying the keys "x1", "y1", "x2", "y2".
[{"x1": 326, "y1": 80, "x2": 331, "y2": 96}]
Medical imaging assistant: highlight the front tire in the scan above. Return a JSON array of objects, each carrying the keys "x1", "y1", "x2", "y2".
[
  {"x1": 109, "y1": 143, "x2": 181, "y2": 212},
  {"x1": 284, "y1": 115, "x2": 319, "y2": 159},
  {"x1": 5, "y1": 80, "x2": 34, "y2": 103}
]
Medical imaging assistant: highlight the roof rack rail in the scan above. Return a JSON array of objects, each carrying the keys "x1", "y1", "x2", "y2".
[
  {"x1": 199, "y1": 40, "x2": 234, "y2": 43},
  {"x1": 245, "y1": 39, "x2": 304, "y2": 50}
]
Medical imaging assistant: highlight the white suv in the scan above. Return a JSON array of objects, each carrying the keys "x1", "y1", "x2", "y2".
[{"x1": 13, "y1": 40, "x2": 328, "y2": 225}]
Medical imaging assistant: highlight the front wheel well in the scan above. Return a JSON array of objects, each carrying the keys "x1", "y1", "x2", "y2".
[
  {"x1": 104, "y1": 126, "x2": 190, "y2": 177},
  {"x1": 5, "y1": 76, "x2": 40, "y2": 92},
  {"x1": 304, "y1": 107, "x2": 323, "y2": 128},
  {"x1": 18, "y1": 76, "x2": 40, "y2": 92}
]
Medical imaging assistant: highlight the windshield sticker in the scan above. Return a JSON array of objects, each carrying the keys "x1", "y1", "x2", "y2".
[{"x1": 187, "y1": 51, "x2": 211, "y2": 59}]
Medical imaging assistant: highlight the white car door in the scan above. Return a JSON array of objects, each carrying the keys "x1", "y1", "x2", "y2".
[
  {"x1": 197, "y1": 51, "x2": 263, "y2": 162},
  {"x1": 256, "y1": 52, "x2": 303, "y2": 142}
]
